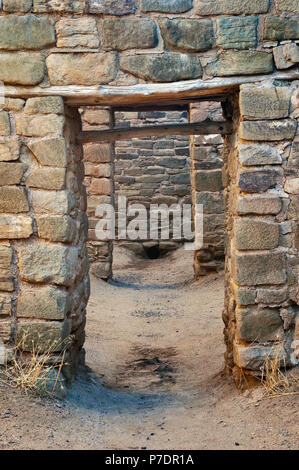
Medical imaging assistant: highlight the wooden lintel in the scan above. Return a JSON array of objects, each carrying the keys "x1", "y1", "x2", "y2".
[{"x1": 77, "y1": 120, "x2": 233, "y2": 144}]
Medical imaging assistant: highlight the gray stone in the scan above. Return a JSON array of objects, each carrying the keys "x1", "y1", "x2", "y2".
[
  {"x1": 0, "y1": 142, "x2": 20, "y2": 162},
  {"x1": 232, "y1": 285, "x2": 256, "y2": 306},
  {"x1": 238, "y1": 169, "x2": 276, "y2": 193},
  {"x1": 256, "y1": 288, "x2": 287, "y2": 304},
  {"x1": 36, "y1": 215, "x2": 77, "y2": 242},
  {"x1": 141, "y1": 0, "x2": 193, "y2": 12},
  {"x1": 196, "y1": 0, "x2": 269, "y2": 15},
  {"x1": 274, "y1": 0, "x2": 299, "y2": 11},
  {"x1": 3, "y1": 0, "x2": 32, "y2": 12},
  {"x1": 264, "y1": 16, "x2": 299, "y2": 41},
  {"x1": 195, "y1": 170, "x2": 223, "y2": 191},
  {"x1": 15, "y1": 320, "x2": 71, "y2": 353},
  {"x1": 0, "y1": 215, "x2": 33, "y2": 239},
  {"x1": 239, "y1": 144, "x2": 282, "y2": 166},
  {"x1": 240, "y1": 120, "x2": 297, "y2": 141},
  {"x1": 102, "y1": 18, "x2": 158, "y2": 51},
  {"x1": 0, "y1": 187, "x2": 29, "y2": 213},
  {"x1": 237, "y1": 195, "x2": 282, "y2": 215},
  {"x1": 232, "y1": 251, "x2": 287, "y2": 286},
  {"x1": 36, "y1": 368, "x2": 67, "y2": 400},
  {"x1": 46, "y1": 53, "x2": 118, "y2": 86},
  {"x1": 0, "y1": 15, "x2": 55, "y2": 50},
  {"x1": 89, "y1": 0, "x2": 137, "y2": 14},
  {"x1": 31, "y1": 190, "x2": 76, "y2": 215},
  {"x1": 18, "y1": 244, "x2": 79, "y2": 286},
  {"x1": 0, "y1": 162, "x2": 27, "y2": 185},
  {"x1": 288, "y1": 142, "x2": 299, "y2": 168},
  {"x1": 0, "y1": 53, "x2": 45, "y2": 85},
  {"x1": 17, "y1": 285, "x2": 69, "y2": 320},
  {"x1": 206, "y1": 51, "x2": 274, "y2": 77},
  {"x1": 196, "y1": 192, "x2": 223, "y2": 214},
  {"x1": 234, "y1": 218, "x2": 279, "y2": 250},
  {"x1": 159, "y1": 18, "x2": 214, "y2": 52},
  {"x1": 236, "y1": 307, "x2": 284, "y2": 343},
  {"x1": 240, "y1": 86, "x2": 292, "y2": 120},
  {"x1": 28, "y1": 138, "x2": 67, "y2": 168},
  {"x1": 24, "y1": 97, "x2": 64, "y2": 115},
  {"x1": 234, "y1": 344, "x2": 287, "y2": 371},
  {"x1": 216, "y1": 16, "x2": 258, "y2": 49},
  {"x1": 120, "y1": 53, "x2": 203, "y2": 82}
]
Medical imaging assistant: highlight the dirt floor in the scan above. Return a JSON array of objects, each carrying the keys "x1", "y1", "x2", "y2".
[{"x1": 0, "y1": 246, "x2": 298, "y2": 450}]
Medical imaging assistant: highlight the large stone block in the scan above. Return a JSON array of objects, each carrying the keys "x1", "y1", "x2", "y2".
[
  {"x1": 196, "y1": 0, "x2": 269, "y2": 15},
  {"x1": 0, "y1": 53, "x2": 45, "y2": 85},
  {"x1": 237, "y1": 194, "x2": 282, "y2": 215},
  {"x1": 31, "y1": 190, "x2": 76, "y2": 215},
  {"x1": 195, "y1": 170, "x2": 223, "y2": 191},
  {"x1": 84, "y1": 143, "x2": 112, "y2": 163},
  {"x1": 36, "y1": 215, "x2": 77, "y2": 242},
  {"x1": 17, "y1": 285, "x2": 69, "y2": 320},
  {"x1": 0, "y1": 112, "x2": 11, "y2": 136},
  {"x1": 264, "y1": 16, "x2": 299, "y2": 41},
  {"x1": 0, "y1": 187, "x2": 29, "y2": 213},
  {"x1": 46, "y1": 53, "x2": 117, "y2": 86},
  {"x1": 24, "y1": 97, "x2": 64, "y2": 115},
  {"x1": 33, "y1": 0, "x2": 84, "y2": 12},
  {"x1": 56, "y1": 17, "x2": 99, "y2": 49},
  {"x1": 236, "y1": 307, "x2": 284, "y2": 343},
  {"x1": 0, "y1": 15, "x2": 55, "y2": 50},
  {"x1": 0, "y1": 162, "x2": 27, "y2": 185},
  {"x1": 15, "y1": 320, "x2": 71, "y2": 353},
  {"x1": 120, "y1": 53, "x2": 203, "y2": 82},
  {"x1": 234, "y1": 218, "x2": 279, "y2": 250},
  {"x1": 26, "y1": 168, "x2": 66, "y2": 190},
  {"x1": 89, "y1": 0, "x2": 136, "y2": 14},
  {"x1": 232, "y1": 251, "x2": 287, "y2": 286},
  {"x1": 0, "y1": 142, "x2": 20, "y2": 162},
  {"x1": 238, "y1": 169, "x2": 276, "y2": 193},
  {"x1": 239, "y1": 144, "x2": 282, "y2": 166},
  {"x1": 274, "y1": 0, "x2": 299, "y2": 12},
  {"x1": 240, "y1": 86, "x2": 292, "y2": 120},
  {"x1": 240, "y1": 119, "x2": 297, "y2": 141},
  {"x1": 206, "y1": 51, "x2": 274, "y2": 77},
  {"x1": 0, "y1": 215, "x2": 32, "y2": 239},
  {"x1": 18, "y1": 244, "x2": 79, "y2": 286},
  {"x1": 90, "y1": 178, "x2": 111, "y2": 195},
  {"x1": 28, "y1": 138, "x2": 67, "y2": 168},
  {"x1": 141, "y1": 0, "x2": 192, "y2": 12},
  {"x1": 288, "y1": 195, "x2": 299, "y2": 220},
  {"x1": 216, "y1": 16, "x2": 257, "y2": 49},
  {"x1": 102, "y1": 18, "x2": 158, "y2": 51},
  {"x1": 3, "y1": 0, "x2": 32, "y2": 12},
  {"x1": 15, "y1": 115, "x2": 64, "y2": 137},
  {"x1": 234, "y1": 344, "x2": 287, "y2": 370},
  {"x1": 0, "y1": 245, "x2": 13, "y2": 270},
  {"x1": 0, "y1": 295, "x2": 11, "y2": 317},
  {"x1": 195, "y1": 192, "x2": 223, "y2": 214},
  {"x1": 159, "y1": 18, "x2": 214, "y2": 52},
  {"x1": 288, "y1": 142, "x2": 299, "y2": 168}
]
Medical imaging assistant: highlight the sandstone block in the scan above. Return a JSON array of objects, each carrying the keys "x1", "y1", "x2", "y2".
[
  {"x1": 0, "y1": 215, "x2": 32, "y2": 239},
  {"x1": 15, "y1": 320, "x2": 71, "y2": 353},
  {"x1": 216, "y1": 16, "x2": 257, "y2": 49},
  {"x1": 0, "y1": 142, "x2": 20, "y2": 162},
  {"x1": 238, "y1": 169, "x2": 276, "y2": 193},
  {"x1": 102, "y1": 18, "x2": 158, "y2": 51},
  {"x1": 89, "y1": 0, "x2": 136, "y2": 14},
  {"x1": 195, "y1": 170, "x2": 223, "y2": 191},
  {"x1": 0, "y1": 53, "x2": 45, "y2": 85},
  {"x1": 288, "y1": 195, "x2": 299, "y2": 220},
  {"x1": 0, "y1": 187, "x2": 29, "y2": 213},
  {"x1": 274, "y1": 0, "x2": 299, "y2": 11},
  {"x1": 120, "y1": 53, "x2": 203, "y2": 82},
  {"x1": 206, "y1": 51, "x2": 273, "y2": 77},
  {"x1": 234, "y1": 218, "x2": 279, "y2": 250},
  {"x1": 90, "y1": 178, "x2": 111, "y2": 195},
  {"x1": 36, "y1": 215, "x2": 77, "y2": 242},
  {"x1": 2, "y1": 98, "x2": 25, "y2": 112},
  {"x1": 234, "y1": 344, "x2": 287, "y2": 370},
  {"x1": 84, "y1": 143, "x2": 112, "y2": 163},
  {"x1": 24, "y1": 97, "x2": 64, "y2": 115},
  {"x1": 28, "y1": 138, "x2": 67, "y2": 168},
  {"x1": 264, "y1": 16, "x2": 299, "y2": 41},
  {"x1": 17, "y1": 285, "x2": 69, "y2": 320},
  {"x1": 239, "y1": 144, "x2": 282, "y2": 166},
  {"x1": 0, "y1": 15, "x2": 55, "y2": 50},
  {"x1": 0, "y1": 162, "x2": 27, "y2": 186},
  {"x1": 18, "y1": 244, "x2": 79, "y2": 286},
  {"x1": 3, "y1": 0, "x2": 32, "y2": 12},
  {"x1": 26, "y1": 168, "x2": 66, "y2": 190},
  {"x1": 288, "y1": 142, "x2": 299, "y2": 168},
  {"x1": 196, "y1": 0, "x2": 269, "y2": 15},
  {"x1": 33, "y1": 0, "x2": 84, "y2": 12},
  {"x1": 232, "y1": 251, "x2": 287, "y2": 286},
  {"x1": 46, "y1": 53, "x2": 117, "y2": 86},
  {"x1": 83, "y1": 109, "x2": 110, "y2": 126},
  {"x1": 285, "y1": 177, "x2": 299, "y2": 194},
  {"x1": 159, "y1": 18, "x2": 214, "y2": 52},
  {"x1": 141, "y1": 0, "x2": 192, "y2": 12},
  {"x1": 240, "y1": 86, "x2": 292, "y2": 120},
  {"x1": 240, "y1": 119, "x2": 297, "y2": 141},
  {"x1": 0, "y1": 295, "x2": 11, "y2": 317},
  {"x1": 0, "y1": 112, "x2": 10, "y2": 136},
  {"x1": 31, "y1": 190, "x2": 76, "y2": 215},
  {"x1": 15, "y1": 115, "x2": 64, "y2": 137},
  {"x1": 56, "y1": 17, "x2": 99, "y2": 49},
  {"x1": 0, "y1": 245, "x2": 13, "y2": 270},
  {"x1": 237, "y1": 195, "x2": 282, "y2": 215},
  {"x1": 236, "y1": 306, "x2": 284, "y2": 343}
]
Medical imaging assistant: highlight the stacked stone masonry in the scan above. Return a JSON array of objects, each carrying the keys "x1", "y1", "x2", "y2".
[{"x1": 0, "y1": 0, "x2": 297, "y2": 384}]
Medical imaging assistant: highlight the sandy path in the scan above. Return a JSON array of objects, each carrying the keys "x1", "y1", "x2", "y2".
[{"x1": 0, "y1": 247, "x2": 298, "y2": 450}]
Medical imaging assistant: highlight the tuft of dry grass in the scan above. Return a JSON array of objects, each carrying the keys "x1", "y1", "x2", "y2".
[
  {"x1": 261, "y1": 352, "x2": 299, "y2": 399},
  {"x1": 0, "y1": 333, "x2": 73, "y2": 398}
]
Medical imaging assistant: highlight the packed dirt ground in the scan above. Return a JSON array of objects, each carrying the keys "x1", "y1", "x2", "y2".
[{"x1": 0, "y1": 246, "x2": 298, "y2": 450}]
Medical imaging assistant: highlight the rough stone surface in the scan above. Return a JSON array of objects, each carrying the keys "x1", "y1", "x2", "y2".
[
  {"x1": 239, "y1": 144, "x2": 282, "y2": 166},
  {"x1": 0, "y1": 295, "x2": 12, "y2": 317},
  {"x1": 238, "y1": 169, "x2": 276, "y2": 193},
  {"x1": 288, "y1": 142, "x2": 299, "y2": 168},
  {"x1": 56, "y1": 17, "x2": 99, "y2": 49},
  {"x1": 15, "y1": 321, "x2": 70, "y2": 353},
  {"x1": 159, "y1": 18, "x2": 214, "y2": 52},
  {"x1": 3, "y1": 0, "x2": 32, "y2": 12},
  {"x1": 31, "y1": 190, "x2": 75, "y2": 215},
  {"x1": 240, "y1": 120, "x2": 297, "y2": 141},
  {"x1": 232, "y1": 252, "x2": 287, "y2": 286},
  {"x1": 102, "y1": 18, "x2": 158, "y2": 51},
  {"x1": 234, "y1": 218, "x2": 279, "y2": 250},
  {"x1": 28, "y1": 138, "x2": 67, "y2": 168},
  {"x1": 89, "y1": 0, "x2": 137, "y2": 15},
  {"x1": 0, "y1": 112, "x2": 11, "y2": 136},
  {"x1": 216, "y1": 16, "x2": 258, "y2": 49},
  {"x1": 24, "y1": 97, "x2": 64, "y2": 115},
  {"x1": 0, "y1": 15, "x2": 55, "y2": 50},
  {"x1": 0, "y1": 187, "x2": 29, "y2": 213},
  {"x1": 0, "y1": 215, "x2": 32, "y2": 239},
  {"x1": 264, "y1": 16, "x2": 299, "y2": 41},
  {"x1": 17, "y1": 285, "x2": 69, "y2": 320},
  {"x1": 195, "y1": 170, "x2": 223, "y2": 191},
  {"x1": 18, "y1": 244, "x2": 79, "y2": 286},
  {"x1": 206, "y1": 51, "x2": 274, "y2": 77},
  {"x1": 141, "y1": 0, "x2": 193, "y2": 12},
  {"x1": 15, "y1": 115, "x2": 64, "y2": 137},
  {"x1": 36, "y1": 215, "x2": 77, "y2": 242},
  {"x1": 196, "y1": 0, "x2": 269, "y2": 15},
  {"x1": 26, "y1": 168, "x2": 66, "y2": 190},
  {"x1": 46, "y1": 53, "x2": 117, "y2": 86},
  {"x1": 240, "y1": 86, "x2": 292, "y2": 120},
  {"x1": 0, "y1": 53, "x2": 45, "y2": 85},
  {"x1": 120, "y1": 53, "x2": 203, "y2": 82},
  {"x1": 234, "y1": 344, "x2": 287, "y2": 371},
  {"x1": 0, "y1": 162, "x2": 27, "y2": 185},
  {"x1": 236, "y1": 307, "x2": 284, "y2": 343},
  {"x1": 288, "y1": 195, "x2": 299, "y2": 220},
  {"x1": 237, "y1": 195, "x2": 282, "y2": 215},
  {"x1": 0, "y1": 142, "x2": 20, "y2": 162}
]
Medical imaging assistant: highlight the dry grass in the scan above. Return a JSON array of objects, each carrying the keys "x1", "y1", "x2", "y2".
[
  {"x1": 0, "y1": 334, "x2": 73, "y2": 398},
  {"x1": 261, "y1": 352, "x2": 299, "y2": 399}
]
